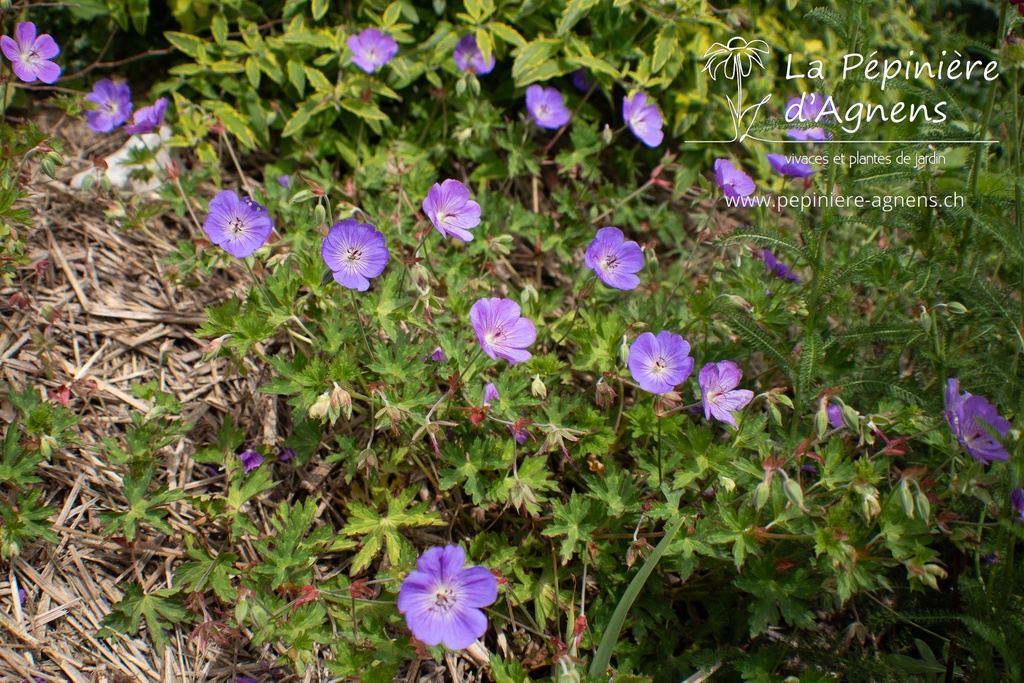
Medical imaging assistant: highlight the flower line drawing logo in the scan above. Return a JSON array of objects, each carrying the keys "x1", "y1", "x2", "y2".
[{"x1": 701, "y1": 37, "x2": 772, "y2": 143}]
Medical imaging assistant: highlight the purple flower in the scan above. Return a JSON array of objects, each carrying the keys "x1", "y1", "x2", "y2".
[
  {"x1": 526, "y1": 85, "x2": 570, "y2": 130},
  {"x1": 124, "y1": 97, "x2": 168, "y2": 135},
  {"x1": 714, "y1": 159, "x2": 756, "y2": 204},
  {"x1": 422, "y1": 179, "x2": 481, "y2": 241},
  {"x1": 766, "y1": 153, "x2": 816, "y2": 178},
  {"x1": 85, "y1": 79, "x2": 133, "y2": 133},
  {"x1": 321, "y1": 219, "x2": 390, "y2": 291},
  {"x1": 1, "y1": 22, "x2": 60, "y2": 84},
  {"x1": 623, "y1": 92, "x2": 664, "y2": 148},
  {"x1": 760, "y1": 250, "x2": 802, "y2": 285},
  {"x1": 827, "y1": 404, "x2": 843, "y2": 429},
  {"x1": 397, "y1": 545, "x2": 498, "y2": 650},
  {"x1": 453, "y1": 35, "x2": 495, "y2": 76},
  {"x1": 698, "y1": 361, "x2": 754, "y2": 428},
  {"x1": 508, "y1": 424, "x2": 528, "y2": 444},
  {"x1": 483, "y1": 382, "x2": 499, "y2": 406},
  {"x1": 429, "y1": 347, "x2": 448, "y2": 362},
  {"x1": 348, "y1": 28, "x2": 398, "y2": 73},
  {"x1": 203, "y1": 190, "x2": 274, "y2": 259},
  {"x1": 276, "y1": 175, "x2": 291, "y2": 188},
  {"x1": 785, "y1": 93, "x2": 831, "y2": 141},
  {"x1": 239, "y1": 450, "x2": 263, "y2": 473},
  {"x1": 470, "y1": 297, "x2": 536, "y2": 365},
  {"x1": 943, "y1": 379, "x2": 1011, "y2": 465},
  {"x1": 17, "y1": 588, "x2": 26, "y2": 605},
  {"x1": 236, "y1": 676, "x2": 259, "y2": 683},
  {"x1": 628, "y1": 331, "x2": 694, "y2": 395},
  {"x1": 205, "y1": 465, "x2": 220, "y2": 477},
  {"x1": 278, "y1": 447, "x2": 296, "y2": 462},
  {"x1": 584, "y1": 227, "x2": 644, "y2": 290},
  {"x1": 571, "y1": 68, "x2": 594, "y2": 93},
  {"x1": 1011, "y1": 488, "x2": 1024, "y2": 522}
]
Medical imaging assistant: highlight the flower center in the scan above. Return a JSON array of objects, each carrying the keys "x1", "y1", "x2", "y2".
[
  {"x1": 537, "y1": 104, "x2": 550, "y2": 118},
  {"x1": 649, "y1": 356, "x2": 669, "y2": 377},
  {"x1": 602, "y1": 255, "x2": 618, "y2": 272},
  {"x1": 484, "y1": 328, "x2": 504, "y2": 347},
  {"x1": 345, "y1": 248, "x2": 362, "y2": 264},
  {"x1": 431, "y1": 587, "x2": 456, "y2": 612},
  {"x1": 366, "y1": 49, "x2": 379, "y2": 63},
  {"x1": 229, "y1": 217, "x2": 247, "y2": 235}
]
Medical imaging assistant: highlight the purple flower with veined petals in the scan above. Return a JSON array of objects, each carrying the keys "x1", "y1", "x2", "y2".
[
  {"x1": 203, "y1": 190, "x2": 274, "y2": 258},
  {"x1": 714, "y1": 159, "x2": 756, "y2": 205},
  {"x1": 348, "y1": 28, "x2": 398, "y2": 73},
  {"x1": 239, "y1": 450, "x2": 263, "y2": 473},
  {"x1": 827, "y1": 404, "x2": 843, "y2": 429},
  {"x1": 453, "y1": 35, "x2": 495, "y2": 76},
  {"x1": 628, "y1": 331, "x2": 694, "y2": 395},
  {"x1": 276, "y1": 175, "x2": 291, "y2": 188},
  {"x1": 1, "y1": 22, "x2": 61, "y2": 84},
  {"x1": 785, "y1": 93, "x2": 832, "y2": 141},
  {"x1": 321, "y1": 219, "x2": 390, "y2": 291},
  {"x1": 766, "y1": 153, "x2": 816, "y2": 178},
  {"x1": 85, "y1": 79, "x2": 133, "y2": 133},
  {"x1": 278, "y1": 447, "x2": 296, "y2": 462},
  {"x1": 483, "y1": 383, "x2": 499, "y2": 406},
  {"x1": 1011, "y1": 488, "x2": 1024, "y2": 522},
  {"x1": 526, "y1": 85, "x2": 570, "y2": 130},
  {"x1": 760, "y1": 250, "x2": 802, "y2": 284},
  {"x1": 470, "y1": 298, "x2": 536, "y2": 365},
  {"x1": 584, "y1": 227, "x2": 644, "y2": 290},
  {"x1": 698, "y1": 361, "x2": 754, "y2": 428},
  {"x1": 124, "y1": 97, "x2": 168, "y2": 134},
  {"x1": 429, "y1": 348, "x2": 448, "y2": 362},
  {"x1": 943, "y1": 378, "x2": 1011, "y2": 465},
  {"x1": 571, "y1": 68, "x2": 594, "y2": 93},
  {"x1": 398, "y1": 545, "x2": 498, "y2": 650},
  {"x1": 623, "y1": 92, "x2": 664, "y2": 148},
  {"x1": 423, "y1": 179, "x2": 481, "y2": 241}
]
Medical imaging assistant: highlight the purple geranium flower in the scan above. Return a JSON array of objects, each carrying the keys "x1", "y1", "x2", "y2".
[
  {"x1": 17, "y1": 588, "x2": 27, "y2": 606},
  {"x1": 943, "y1": 378, "x2": 1011, "y2": 465},
  {"x1": 348, "y1": 28, "x2": 398, "y2": 73},
  {"x1": 429, "y1": 347, "x2": 448, "y2": 362},
  {"x1": 203, "y1": 190, "x2": 274, "y2": 258},
  {"x1": 1012, "y1": 488, "x2": 1024, "y2": 522},
  {"x1": 827, "y1": 404, "x2": 843, "y2": 429},
  {"x1": 766, "y1": 153, "x2": 816, "y2": 178},
  {"x1": 483, "y1": 382, "x2": 499, "y2": 406},
  {"x1": 584, "y1": 227, "x2": 644, "y2": 290},
  {"x1": 1, "y1": 22, "x2": 60, "y2": 84},
  {"x1": 470, "y1": 297, "x2": 536, "y2": 365},
  {"x1": 422, "y1": 179, "x2": 481, "y2": 241},
  {"x1": 276, "y1": 175, "x2": 291, "y2": 188},
  {"x1": 623, "y1": 92, "x2": 664, "y2": 148},
  {"x1": 397, "y1": 545, "x2": 498, "y2": 650},
  {"x1": 85, "y1": 79, "x2": 133, "y2": 133},
  {"x1": 278, "y1": 447, "x2": 296, "y2": 462},
  {"x1": 571, "y1": 68, "x2": 594, "y2": 93},
  {"x1": 526, "y1": 85, "x2": 570, "y2": 130},
  {"x1": 239, "y1": 450, "x2": 263, "y2": 473},
  {"x1": 124, "y1": 97, "x2": 168, "y2": 135},
  {"x1": 785, "y1": 93, "x2": 832, "y2": 141},
  {"x1": 760, "y1": 250, "x2": 802, "y2": 284},
  {"x1": 714, "y1": 159, "x2": 756, "y2": 204},
  {"x1": 453, "y1": 35, "x2": 495, "y2": 76},
  {"x1": 508, "y1": 424, "x2": 528, "y2": 444},
  {"x1": 321, "y1": 219, "x2": 390, "y2": 291},
  {"x1": 698, "y1": 361, "x2": 754, "y2": 428},
  {"x1": 628, "y1": 331, "x2": 694, "y2": 395}
]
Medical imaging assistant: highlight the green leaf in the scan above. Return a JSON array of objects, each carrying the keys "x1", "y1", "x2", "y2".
[
  {"x1": 211, "y1": 13, "x2": 229, "y2": 45},
  {"x1": 164, "y1": 32, "x2": 205, "y2": 60},
  {"x1": 342, "y1": 488, "x2": 444, "y2": 575},
  {"x1": 341, "y1": 99, "x2": 391, "y2": 123},
  {"x1": 128, "y1": 0, "x2": 150, "y2": 33},
  {"x1": 489, "y1": 22, "x2": 525, "y2": 48},
  {"x1": 542, "y1": 493, "x2": 597, "y2": 564},
  {"x1": 175, "y1": 536, "x2": 238, "y2": 602},
  {"x1": 557, "y1": 0, "x2": 599, "y2": 36},
  {"x1": 383, "y1": 1, "x2": 402, "y2": 27},
  {"x1": 312, "y1": 0, "x2": 329, "y2": 21},
  {"x1": 100, "y1": 469, "x2": 183, "y2": 542},
  {"x1": 511, "y1": 39, "x2": 563, "y2": 86},
  {"x1": 651, "y1": 24, "x2": 675, "y2": 74},
  {"x1": 98, "y1": 583, "x2": 187, "y2": 655}
]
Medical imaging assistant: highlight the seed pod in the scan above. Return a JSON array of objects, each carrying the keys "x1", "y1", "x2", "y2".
[
  {"x1": 753, "y1": 481, "x2": 771, "y2": 510},
  {"x1": 783, "y1": 478, "x2": 805, "y2": 511},
  {"x1": 900, "y1": 481, "x2": 915, "y2": 519}
]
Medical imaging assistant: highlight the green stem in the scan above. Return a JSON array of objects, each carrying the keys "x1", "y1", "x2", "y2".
[{"x1": 348, "y1": 288, "x2": 375, "y2": 361}]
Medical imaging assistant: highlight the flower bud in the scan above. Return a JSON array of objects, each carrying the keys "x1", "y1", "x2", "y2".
[
  {"x1": 899, "y1": 481, "x2": 915, "y2": 519},
  {"x1": 862, "y1": 490, "x2": 881, "y2": 520},
  {"x1": 314, "y1": 203, "x2": 327, "y2": 227},
  {"x1": 753, "y1": 481, "x2": 771, "y2": 510},
  {"x1": 309, "y1": 392, "x2": 331, "y2": 419},
  {"x1": 815, "y1": 404, "x2": 830, "y2": 438},
  {"x1": 841, "y1": 405, "x2": 860, "y2": 432},
  {"x1": 619, "y1": 335, "x2": 630, "y2": 366},
  {"x1": 531, "y1": 374, "x2": 547, "y2": 399},
  {"x1": 783, "y1": 478, "x2": 805, "y2": 511},
  {"x1": 331, "y1": 384, "x2": 352, "y2": 420},
  {"x1": 602, "y1": 124, "x2": 614, "y2": 144},
  {"x1": 357, "y1": 447, "x2": 378, "y2": 472}
]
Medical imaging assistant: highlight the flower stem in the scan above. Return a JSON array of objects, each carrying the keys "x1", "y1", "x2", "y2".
[
  {"x1": 554, "y1": 276, "x2": 597, "y2": 346},
  {"x1": 348, "y1": 288, "x2": 375, "y2": 362}
]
